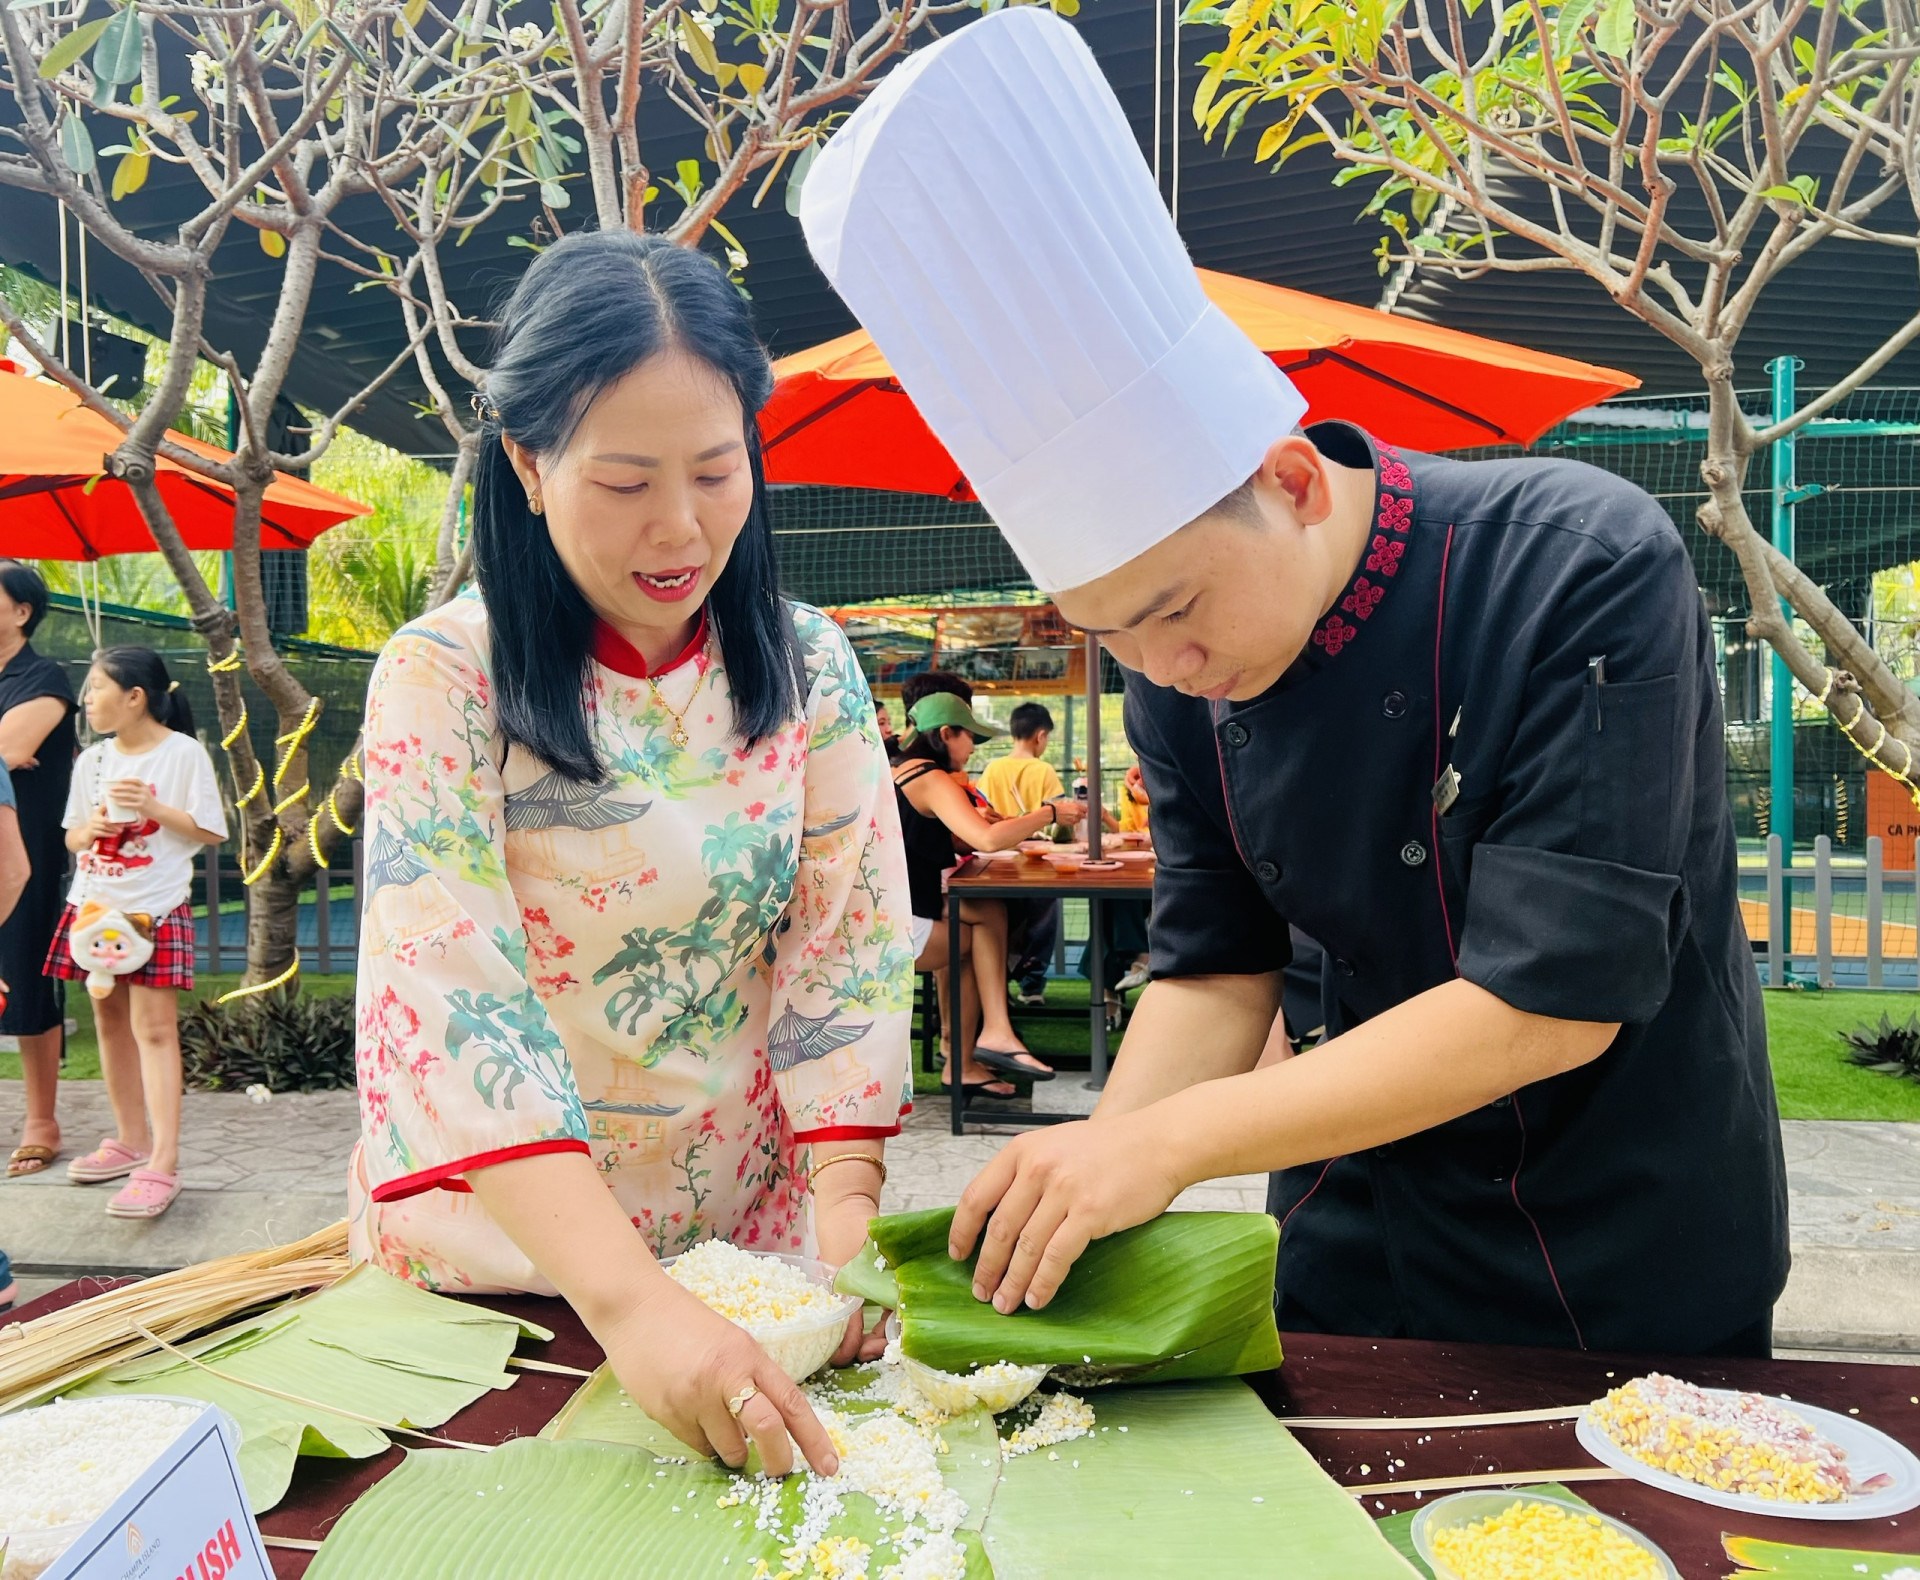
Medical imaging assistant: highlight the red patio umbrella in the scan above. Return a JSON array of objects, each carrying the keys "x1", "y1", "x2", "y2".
[
  {"x1": 0, "y1": 360, "x2": 370, "y2": 558},
  {"x1": 760, "y1": 269, "x2": 1640, "y2": 497}
]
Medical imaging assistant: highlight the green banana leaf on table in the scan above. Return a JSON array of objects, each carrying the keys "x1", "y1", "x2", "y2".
[
  {"x1": 835, "y1": 1206, "x2": 1284, "y2": 1383},
  {"x1": 63, "y1": 1265, "x2": 544, "y2": 1512},
  {"x1": 1724, "y1": 1535, "x2": 1920, "y2": 1577},
  {"x1": 307, "y1": 1363, "x2": 1417, "y2": 1577}
]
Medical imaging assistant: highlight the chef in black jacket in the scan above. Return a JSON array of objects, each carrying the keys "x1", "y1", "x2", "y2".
[{"x1": 801, "y1": 6, "x2": 1788, "y2": 1356}]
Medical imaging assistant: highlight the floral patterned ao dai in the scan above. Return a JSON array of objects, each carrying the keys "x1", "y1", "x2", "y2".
[{"x1": 349, "y1": 595, "x2": 913, "y2": 1293}]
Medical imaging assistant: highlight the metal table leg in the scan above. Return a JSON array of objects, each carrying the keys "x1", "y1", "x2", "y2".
[
  {"x1": 949, "y1": 887, "x2": 965, "y2": 1136},
  {"x1": 1087, "y1": 893, "x2": 1107, "y2": 1090}
]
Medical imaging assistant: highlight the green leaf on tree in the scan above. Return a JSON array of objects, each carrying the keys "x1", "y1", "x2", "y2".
[
  {"x1": 783, "y1": 140, "x2": 816, "y2": 218},
  {"x1": 680, "y1": 15, "x2": 720, "y2": 76},
  {"x1": 93, "y1": 2, "x2": 145, "y2": 86},
  {"x1": 38, "y1": 15, "x2": 111, "y2": 77},
  {"x1": 1594, "y1": 0, "x2": 1634, "y2": 59},
  {"x1": 57, "y1": 111, "x2": 96, "y2": 173},
  {"x1": 1553, "y1": 0, "x2": 1597, "y2": 57}
]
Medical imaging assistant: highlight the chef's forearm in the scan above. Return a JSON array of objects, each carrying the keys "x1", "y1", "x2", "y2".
[
  {"x1": 1091, "y1": 971, "x2": 1282, "y2": 1119},
  {"x1": 1155, "y1": 978, "x2": 1618, "y2": 1189},
  {"x1": 467, "y1": 1150, "x2": 669, "y2": 1338}
]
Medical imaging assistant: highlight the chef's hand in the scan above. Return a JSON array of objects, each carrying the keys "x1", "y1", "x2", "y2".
[
  {"x1": 948, "y1": 1113, "x2": 1184, "y2": 1312},
  {"x1": 814, "y1": 1156, "x2": 890, "y2": 1366},
  {"x1": 599, "y1": 1274, "x2": 839, "y2": 1478},
  {"x1": 105, "y1": 778, "x2": 156, "y2": 818}
]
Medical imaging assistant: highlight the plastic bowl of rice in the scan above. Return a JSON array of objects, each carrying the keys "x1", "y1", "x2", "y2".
[
  {"x1": 883, "y1": 1315, "x2": 1048, "y2": 1417},
  {"x1": 0, "y1": 1395, "x2": 217, "y2": 1580},
  {"x1": 662, "y1": 1242, "x2": 860, "y2": 1382}
]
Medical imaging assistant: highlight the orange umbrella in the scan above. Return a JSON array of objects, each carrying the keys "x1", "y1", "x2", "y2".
[
  {"x1": 0, "y1": 360, "x2": 371, "y2": 559},
  {"x1": 760, "y1": 269, "x2": 1640, "y2": 497}
]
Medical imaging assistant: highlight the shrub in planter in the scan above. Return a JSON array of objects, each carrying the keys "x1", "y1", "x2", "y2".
[
  {"x1": 1839, "y1": 1013, "x2": 1920, "y2": 1085},
  {"x1": 179, "y1": 988, "x2": 357, "y2": 1093}
]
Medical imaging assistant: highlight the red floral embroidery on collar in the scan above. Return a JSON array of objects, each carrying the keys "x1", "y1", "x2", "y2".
[{"x1": 1303, "y1": 434, "x2": 1415, "y2": 668}]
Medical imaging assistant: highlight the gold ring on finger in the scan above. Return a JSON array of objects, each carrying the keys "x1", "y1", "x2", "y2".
[{"x1": 726, "y1": 1383, "x2": 759, "y2": 1418}]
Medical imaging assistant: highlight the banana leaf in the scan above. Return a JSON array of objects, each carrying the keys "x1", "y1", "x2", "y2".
[
  {"x1": 545, "y1": 1361, "x2": 1004, "y2": 1535},
  {"x1": 983, "y1": 1378, "x2": 1417, "y2": 1578},
  {"x1": 69, "y1": 1265, "x2": 545, "y2": 1513},
  {"x1": 838, "y1": 1207, "x2": 1282, "y2": 1383},
  {"x1": 310, "y1": 1372, "x2": 995, "y2": 1579},
  {"x1": 1725, "y1": 1535, "x2": 1920, "y2": 1576}
]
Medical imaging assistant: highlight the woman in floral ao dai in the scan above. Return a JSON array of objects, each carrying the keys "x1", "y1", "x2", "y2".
[{"x1": 351, "y1": 232, "x2": 911, "y2": 1479}]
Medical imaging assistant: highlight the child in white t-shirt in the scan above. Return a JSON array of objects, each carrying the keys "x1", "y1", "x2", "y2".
[{"x1": 51, "y1": 647, "x2": 226, "y2": 1220}]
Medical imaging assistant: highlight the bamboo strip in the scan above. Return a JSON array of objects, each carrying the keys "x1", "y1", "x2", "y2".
[
  {"x1": 128, "y1": 1322, "x2": 493, "y2": 1453},
  {"x1": 1283, "y1": 1406, "x2": 1586, "y2": 1431},
  {"x1": 507, "y1": 1357, "x2": 595, "y2": 1378},
  {"x1": 262, "y1": 1536, "x2": 324, "y2": 1553},
  {"x1": 0, "y1": 1223, "x2": 351, "y2": 1412},
  {"x1": 1343, "y1": 1467, "x2": 1629, "y2": 1498}
]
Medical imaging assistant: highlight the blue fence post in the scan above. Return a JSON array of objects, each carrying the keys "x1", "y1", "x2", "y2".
[
  {"x1": 1767, "y1": 833, "x2": 1785, "y2": 987},
  {"x1": 1767, "y1": 355, "x2": 1804, "y2": 902}
]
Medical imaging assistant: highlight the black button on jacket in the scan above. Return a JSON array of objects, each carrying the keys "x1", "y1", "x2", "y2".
[{"x1": 1125, "y1": 423, "x2": 1789, "y2": 1355}]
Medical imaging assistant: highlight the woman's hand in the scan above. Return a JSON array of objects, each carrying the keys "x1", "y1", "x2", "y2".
[
  {"x1": 104, "y1": 778, "x2": 157, "y2": 819},
  {"x1": 599, "y1": 1274, "x2": 840, "y2": 1478},
  {"x1": 947, "y1": 1112, "x2": 1184, "y2": 1313},
  {"x1": 1051, "y1": 797, "x2": 1087, "y2": 826},
  {"x1": 813, "y1": 1157, "x2": 889, "y2": 1366}
]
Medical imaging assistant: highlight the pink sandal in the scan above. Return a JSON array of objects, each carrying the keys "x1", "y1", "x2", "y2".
[
  {"x1": 67, "y1": 1138, "x2": 150, "y2": 1184},
  {"x1": 106, "y1": 1169, "x2": 180, "y2": 1219}
]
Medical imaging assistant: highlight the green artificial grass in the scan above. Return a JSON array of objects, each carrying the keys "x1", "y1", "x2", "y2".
[
  {"x1": 0, "y1": 972, "x2": 357, "y2": 1083},
  {"x1": 1760, "y1": 988, "x2": 1920, "y2": 1121}
]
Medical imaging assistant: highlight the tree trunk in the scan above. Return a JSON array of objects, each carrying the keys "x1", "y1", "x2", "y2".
[{"x1": 1696, "y1": 376, "x2": 1920, "y2": 789}]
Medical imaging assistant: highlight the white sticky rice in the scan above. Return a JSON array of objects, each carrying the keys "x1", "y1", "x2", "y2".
[{"x1": 0, "y1": 1397, "x2": 202, "y2": 1580}]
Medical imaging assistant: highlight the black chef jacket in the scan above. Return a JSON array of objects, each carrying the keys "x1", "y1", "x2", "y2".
[{"x1": 1125, "y1": 422, "x2": 1789, "y2": 1355}]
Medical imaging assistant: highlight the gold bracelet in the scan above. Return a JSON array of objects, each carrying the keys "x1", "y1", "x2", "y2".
[{"x1": 807, "y1": 1152, "x2": 887, "y2": 1192}]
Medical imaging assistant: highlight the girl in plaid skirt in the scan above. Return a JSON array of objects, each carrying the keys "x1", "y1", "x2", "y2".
[{"x1": 49, "y1": 648, "x2": 226, "y2": 1219}]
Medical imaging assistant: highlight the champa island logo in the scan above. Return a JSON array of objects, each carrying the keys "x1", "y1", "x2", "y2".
[{"x1": 125, "y1": 1523, "x2": 144, "y2": 1558}]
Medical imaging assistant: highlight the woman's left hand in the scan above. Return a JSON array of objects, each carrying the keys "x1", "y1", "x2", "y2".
[{"x1": 814, "y1": 1167, "x2": 890, "y2": 1365}]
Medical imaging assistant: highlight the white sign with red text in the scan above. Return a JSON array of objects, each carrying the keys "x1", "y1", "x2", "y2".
[{"x1": 40, "y1": 1401, "x2": 271, "y2": 1580}]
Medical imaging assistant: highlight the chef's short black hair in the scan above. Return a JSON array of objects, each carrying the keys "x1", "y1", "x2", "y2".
[
  {"x1": 471, "y1": 229, "x2": 802, "y2": 784},
  {"x1": 1200, "y1": 425, "x2": 1314, "y2": 526},
  {"x1": 1009, "y1": 703, "x2": 1053, "y2": 740},
  {"x1": 0, "y1": 561, "x2": 50, "y2": 637}
]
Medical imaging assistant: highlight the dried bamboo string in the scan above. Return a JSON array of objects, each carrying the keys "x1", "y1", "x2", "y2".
[
  {"x1": 1283, "y1": 1406, "x2": 1587, "y2": 1431},
  {"x1": 1342, "y1": 1467, "x2": 1628, "y2": 1498},
  {"x1": 0, "y1": 1221, "x2": 350, "y2": 1411}
]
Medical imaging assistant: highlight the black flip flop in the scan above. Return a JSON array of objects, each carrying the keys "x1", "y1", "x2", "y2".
[
  {"x1": 971, "y1": 1046, "x2": 1055, "y2": 1083},
  {"x1": 939, "y1": 1078, "x2": 1020, "y2": 1099}
]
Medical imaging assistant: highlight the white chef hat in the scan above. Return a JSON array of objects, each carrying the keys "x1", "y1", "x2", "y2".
[{"x1": 800, "y1": 6, "x2": 1307, "y2": 594}]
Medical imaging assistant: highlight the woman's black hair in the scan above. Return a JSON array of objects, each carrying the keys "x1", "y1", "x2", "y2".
[
  {"x1": 95, "y1": 645, "x2": 195, "y2": 736},
  {"x1": 892, "y1": 726, "x2": 956, "y2": 773},
  {"x1": 471, "y1": 230, "x2": 803, "y2": 783},
  {"x1": 0, "y1": 561, "x2": 51, "y2": 638}
]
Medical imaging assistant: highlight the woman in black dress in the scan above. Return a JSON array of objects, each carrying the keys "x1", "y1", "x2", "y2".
[{"x1": 0, "y1": 562, "x2": 79, "y2": 1178}]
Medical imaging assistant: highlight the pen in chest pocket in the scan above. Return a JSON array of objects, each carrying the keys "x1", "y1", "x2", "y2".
[{"x1": 1588, "y1": 655, "x2": 1607, "y2": 732}]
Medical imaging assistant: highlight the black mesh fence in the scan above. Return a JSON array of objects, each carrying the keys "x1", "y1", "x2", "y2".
[
  {"x1": 34, "y1": 592, "x2": 372, "y2": 849},
  {"x1": 773, "y1": 389, "x2": 1920, "y2": 850}
]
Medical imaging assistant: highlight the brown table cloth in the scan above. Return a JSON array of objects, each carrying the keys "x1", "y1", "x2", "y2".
[{"x1": 14, "y1": 1279, "x2": 1920, "y2": 1577}]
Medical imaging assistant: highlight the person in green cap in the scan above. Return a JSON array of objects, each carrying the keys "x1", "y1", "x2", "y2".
[{"x1": 892, "y1": 693, "x2": 1085, "y2": 1094}]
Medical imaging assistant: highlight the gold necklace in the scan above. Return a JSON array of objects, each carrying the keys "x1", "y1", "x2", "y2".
[{"x1": 646, "y1": 644, "x2": 707, "y2": 749}]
